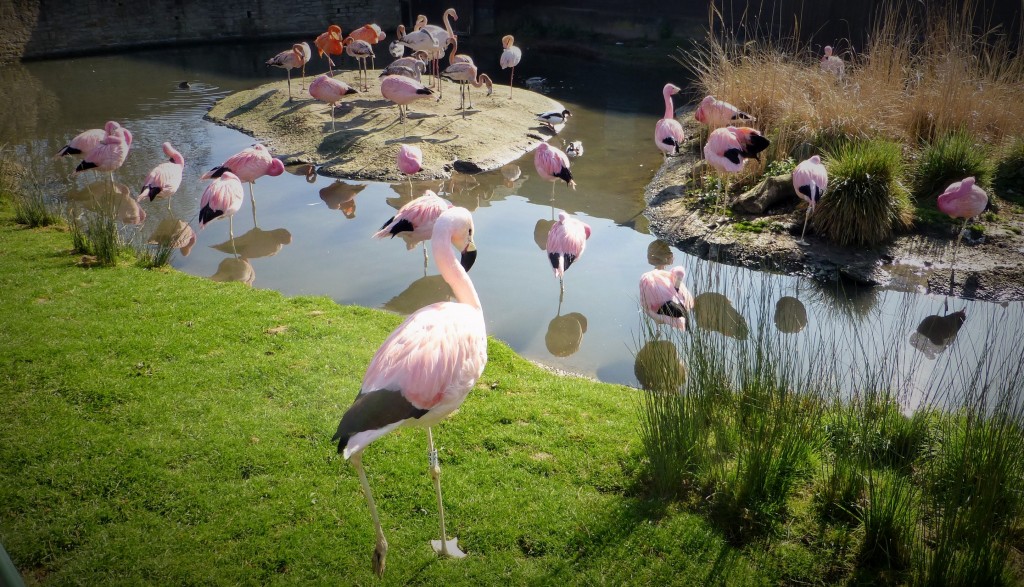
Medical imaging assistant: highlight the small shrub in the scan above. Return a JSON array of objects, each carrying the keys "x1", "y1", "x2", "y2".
[
  {"x1": 993, "y1": 137, "x2": 1024, "y2": 205},
  {"x1": 912, "y1": 130, "x2": 993, "y2": 202},
  {"x1": 815, "y1": 139, "x2": 913, "y2": 246},
  {"x1": 66, "y1": 208, "x2": 129, "y2": 266}
]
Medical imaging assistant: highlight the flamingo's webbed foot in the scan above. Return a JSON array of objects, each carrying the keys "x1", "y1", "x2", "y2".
[{"x1": 431, "y1": 537, "x2": 466, "y2": 559}]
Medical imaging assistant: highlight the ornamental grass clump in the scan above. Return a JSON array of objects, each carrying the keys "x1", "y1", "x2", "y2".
[
  {"x1": 815, "y1": 139, "x2": 913, "y2": 246},
  {"x1": 912, "y1": 130, "x2": 993, "y2": 203},
  {"x1": 993, "y1": 137, "x2": 1024, "y2": 205}
]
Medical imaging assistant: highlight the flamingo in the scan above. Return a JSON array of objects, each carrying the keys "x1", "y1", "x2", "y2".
[
  {"x1": 201, "y1": 144, "x2": 285, "y2": 226},
  {"x1": 694, "y1": 95, "x2": 756, "y2": 129},
  {"x1": 55, "y1": 121, "x2": 120, "y2": 160},
  {"x1": 396, "y1": 144, "x2": 424, "y2": 189},
  {"x1": 536, "y1": 109, "x2": 571, "y2": 130},
  {"x1": 639, "y1": 266, "x2": 695, "y2": 330},
  {"x1": 414, "y1": 9, "x2": 458, "y2": 94},
  {"x1": 792, "y1": 155, "x2": 828, "y2": 245},
  {"x1": 74, "y1": 123, "x2": 132, "y2": 182},
  {"x1": 334, "y1": 206, "x2": 485, "y2": 577},
  {"x1": 266, "y1": 43, "x2": 312, "y2": 101},
  {"x1": 396, "y1": 25, "x2": 440, "y2": 61},
  {"x1": 546, "y1": 211, "x2": 591, "y2": 296},
  {"x1": 198, "y1": 171, "x2": 244, "y2": 239},
  {"x1": 499, "y1": 35, "x2": 522, "y2": 99},
  {"x1": 445, "y1": 35, "x2": 473, "y2": 66},
  {"x1": 937, "y1": 176, "x2": 989, "y2": 290},
  {"x1": 346, "y1": 24, "x2": 387, "y2": 70},
  {"x1": 655, "y1": 83, "x2": 685, "y2": 158},
  {"x1": 374, "y1": 189, "x2": 453, "y2": 265},
  {"x1": 315, "y1": 25, "x2": 344, "y2": 75},
  {"x1": 440, "y1": 62, "x2": 492, "y2": 112},
  {"x1": 704, "y1": 125, "x2": 770, "y2": 213},
  {"x1": 308, "y1": 74, "x2": 358, "y2": 131},
  {"x1": 820, "y1": 45, "x2": 845, "y2": 79},
  {"x1": 380, "y1": 75, "x2": 436, "y2": 124},
  {"x1": 343, "y1": 38, "x2": 375, "y2": 92},
  {"x1": 380, "y1": 54, "x2": 428, "y2": 81},
  {"x1": 534, "y1": 141, "x2": 576, "y2": 199},
  {"x1": 136, "y1": 142, "x2": 185, "y2": 210}
]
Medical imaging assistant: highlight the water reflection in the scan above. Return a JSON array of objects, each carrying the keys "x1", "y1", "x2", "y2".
[
  {"x1": 383, "y1": 274, "x2": 454, "y2": 315},
  {"x1": 66, "y1": 180, "x2": 147, "y2": 225},
  {"x1": 210, "y1": 255, "x2": 255, "y2": 286},
  {"x1": 774, "y1": 296, "x2": 809, "y2": 334},
  {"x1": 211, "y1": 226, "x2": 292, "y2": 258},
  {"x1": 693, "y1": 292, "x2": 750, "y2": 340},
  {"x1": 545, "y1": 297, "x2": 589, "y2": 357},
  {"x1": 910, "y1": 309, "x2": 967, "y2": 359},
  {"x1": 647, "y1": 239, "x2": 674, "y2": 268},
  {"x1": 286, "y1": 163, "x2": 318, "y2": 183},
  {"x1": 441, "y1": 172, "x2": 483, "y2": 211},
  {"x1": 147, "y1": 217, "x2": 196, "y2": 256},
  {"x1": 320, "y1": 180, "x2": 366, "y2": 219},
  {"x1": 634, "y1": 339, "x2": 687, "y2": 393}
]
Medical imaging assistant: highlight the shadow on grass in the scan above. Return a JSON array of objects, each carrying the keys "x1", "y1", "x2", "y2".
[{"x1": 223, "y1": 90, "x2": 276, "y2": 119}]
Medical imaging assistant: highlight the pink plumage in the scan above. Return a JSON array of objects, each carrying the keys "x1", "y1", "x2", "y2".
[
  {"x1": 694, "y1": 95, "x2": 755, "y2": 128},
  {"x1": 308, "y1": 74, "x2": 358, "y2": 130},
  {"x1": 546, "y1": 211, "x2": 591, "y2": 281},
  {"x1": 396, "y1": 144, "x2": 424, "y2": 176},
  {"x1": 137, "y1": 142, "x2": 185, "y2": 206},
  {"x1": 655, "y1": 83, "x2": 685, "y2": 157},
  {"x1": 55, "y1": 121, "x2": 121, "y2": 159},
  {"x1": 639, "y1": 266, "x2": 694, "y2": 330},
  {"x1": 201, "y1": 144, "x2": 284, "y2": 184},
  {"x1": 534, "y1": 142, "x2": 576, "y2": 192},
  {"x1": 374, "y1": 189, "x2": 452, "y2": 249},
  {"x1": 820, "y1": 46, "x2": 845, "y2": 78},
  {"x1": 74, "y1": 123, "x2": 132, "y2": 175},
  {"x1": 704, "y1": 127, "x2": 745, "y2": 173},
  {"x1": 793, "y1": 155, "x2": 828, "y2": 210},
  {"x1": 198, "y1": 171, "x2": 244, "y2": 236},
  {"x1": 266, "y1": 42, "x2": 312, "y2": 101},
  {"x1": 380, "y1": 75, "x2": 435, "y2": 123},
  {"x1": 937, "y1": 177, "x2": 988, "y2": 219}
]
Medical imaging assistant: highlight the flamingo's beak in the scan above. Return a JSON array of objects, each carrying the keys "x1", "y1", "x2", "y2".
[{"x1": 460, "y1": 242, "x2": 477, "y2": 272}]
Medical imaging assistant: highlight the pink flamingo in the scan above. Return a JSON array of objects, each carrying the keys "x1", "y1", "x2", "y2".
[
  {"x1": 639, "y1": 266, "x2": 695, "y2": 330},
  {"x1": 446, "y1": 36, "x2": 473, "y2": 66},
  {"x1": 308, "y1": 74, "x2": 358, "y2": 131},
  {"x1": 334, "y1": 206, "x2": 485, "y2": 577},
  {"x1": 937, "y1": 176, "x2": 989, "y2": 287},
  {"x1": 201, "y1": 143, "x2": 285, "y2": 226},
  {"x1": 380, "y1": 74, "x2": 436, "y2": 124},
  {"x1": 343, "y1": 38, "x2": 375, "y2": 92},
  {"x1": 266, "y1": 42, "x2": 312, "y2": 101},
  {"x1": 414, "y1": 9, "x2": 458, "y2": 95},
  {"x1": 55, "y1": 121, "x2": 121, "y2": 160},
  {"x1": 198, "y1": 171, "x2": 244, "y2": 239},
  {"x1": 499, "y1": 35, "x2": 522, "y2": 98},
  {"x1": 440, "y1": 62, "x2": 492, "y2": 112},
  {"x1": 136, "y1": 142, "x2": 185, "y2": 210},
  {"x1": 315, "y1": 25, "x2": 344, "y2": 75},
  {"x1": 546, "y1": 211, "x2": 591, "y2": 295},
  {"x1": 381, "y1": 53, "x2": 429, "y2": 81},
  {"x1": 396, "y1": 144, "x2": 424, "y2": 188},
  {"x1": 694, "y1": 95, "x2": 756, "y2": 129},
  {"x1": 655, "y1": 83, "x2": 685, "y2": 158},
  {"x1": 792, "y1": 155, "x2": 828, "y2": 245},
  {"x1": 534, "y1": 141, "x2": 576, "y2": 200},
  {"x1": 820, "y1": 45, "x2": 845, "y2": 79},
  {"x1": 374, "y1": 189, "x2": 452, "y2": 265},
  {"x1": 74, "y1": 123, "x2": 133, "y2": 182},
  {"x1": 703, "y1": 126, "x2": 770, "y2": 212}
]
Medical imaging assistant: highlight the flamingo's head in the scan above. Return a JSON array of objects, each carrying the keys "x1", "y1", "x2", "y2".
[
  {"x1": 809, "y1": 155, "x2": 822, "y2": 165},
  {"x1": 328, "y1": 24, "x2": 342, "y2": 38},
  {"x1": 823, "y1": 45, "x2": 834, "y2": 58},
  {"x1": 670, "y1": 265, "x2": 687, "y2": 284},
  {"x1": 502, "y1": 35, "x2": 515, "y2": 48},
  {"x1": 267, "y1": 158, "x2": 286, "y2": 177},
  {"x1": 446, "y1": 8, "x2": 459, "y2": 20},
  {"x1": 481, "y1": 73, "x2": 493, "y2": 96},
  {"x1": 414, "y1": 15, "x2": 427, "y2": 30},
  {"x1": 664, "y1": 83, "x2": 682, "y2": 96},
  {"x1": 396, "y1": 24, "x2": 406, "y2": 39},
  {"x1": 104, "y1": 121, "x2": 121, "y2": 134}
]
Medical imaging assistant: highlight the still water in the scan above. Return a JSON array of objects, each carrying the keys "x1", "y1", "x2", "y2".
[{"x1": 3, "y1": 41, "x2": 1022, "y2": 396}]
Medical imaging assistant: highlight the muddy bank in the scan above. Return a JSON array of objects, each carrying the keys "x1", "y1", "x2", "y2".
[
  {"x1": 205, "y1": 71, "x2": 565, "y2": 182},
  {"x1": 643, "y1": 119, "x2": 1024, "y2": 303}
]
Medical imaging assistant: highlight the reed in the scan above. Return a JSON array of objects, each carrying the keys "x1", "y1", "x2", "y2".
[{"x1": 1, "y1": 145, "x2": 62, "y2": 228}]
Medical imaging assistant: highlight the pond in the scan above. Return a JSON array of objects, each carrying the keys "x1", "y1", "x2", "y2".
[{"x1": 3, "y1": 39, "x2": 1022, "y2": 397}]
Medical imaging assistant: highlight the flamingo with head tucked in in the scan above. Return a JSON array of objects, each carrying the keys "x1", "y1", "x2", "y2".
[
  {"x1": 937, "y1": 176, "x2": 989, "y2": 291},
  {"x1": 792, "y1": 155, "x2": 828, "y2": 245},
  {"x1": 56, "y1": 121, "x2": 121, "y2": 160},
  {"x1": 74, "y1": 123, "x2": 133, "y2": 182},
  {"x1": 499, "y1": 35, "x2": 522, "y2": 98},
  {"x1": 655, "y1": 83, "x2": 685, "y2": 158},
  {"x1": 308, "y1": 74, "x2": 358, "y2": 131},
  {"x1": 820, "y1": 45, "x2": 845, "y2": 79},
  {"x1": 374, "y1": 189, "x2": 452, "y2": 267},
  {"x1": 198, "y1": 172, "x2": 244, "y2": 239},
  {"x1": 315, "y1": 25, "x2": 344, "y2": 75},
  {"x1": 694, "y1": 95, "x2": 756, "y2": 129},
  {"x1": 136, "y1": 142, "x2": 185, "y2": 209},
  {"x1": 534, "y1": 141, "x2": 576, "y2": 199},
  {"x1": 640, "y1": 266, "x2": 695, "y2": 330},
  {"x1": 380, "y1": 75, "x2": 436, "y2": 124},
  {"x1": 546, "y1": 211, "x2": 591, "y2": 296},
  {"x1": 201, "y1": 144, "x2": 285, "y2": 226},
  {"x1": 396, "y1": 144, "x2": 424, "y2": 188},
  {"x1": 335, "y1": 206, "x2": 485, "y2": 577},
  {"x1": 703, "y1": 125, "x2": 770, "y2": 213}
]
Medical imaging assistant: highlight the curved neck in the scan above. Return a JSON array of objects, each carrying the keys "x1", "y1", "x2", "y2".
[
  {"x1": 448, "y1": 37, "x2": 458, "y2": 62},
  {"x1": 663, "y1": 90, "x2": 674, "y2": 120},
  {"x1": 443, "y1": 12, "x2": 454, "y2": 36},
  {"x1": 433, "y1": 231, "x2": 481, "y2": 311}
]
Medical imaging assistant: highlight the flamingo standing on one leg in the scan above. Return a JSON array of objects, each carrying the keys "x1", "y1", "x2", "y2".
[
  {"x1": 343, "y1": 38, "x2": 375, "y2": 92},
  {"x1": 655, "y1": 83, "x2": 685, "y2": 158},
  {"x1": 499, "y1": 35, "x2": 521, "y2": 99},
  {"x1": 792, "y1": 155, "x2": 828, "y2": 245},
  {"x1": 414, "y1": 9, "x2": 458, "y2": 95},
  {"x1": 55, "y1": 121, "x2": 121, "y2": 160},
  {"x1": 346, "y1": 24, "x2": 387, "y2": 71},
  {"x1": 937, "y1": 176, "x2": 989, "y2": 295},
  {"x1": 440, "y1": 62, "x2": 492, "y2": 113},
  {"x1": 375, "y1": 189, "x2": 452, "y2": 266},
  {"x1": 136, "y1": 142, "x2": 185, "y2": 210},
  {"x1": 396, "y1": 144, "x2": 424, "y2": 190},
  {"x1": 703, "y1": 126, "x2": 770, "y2": 214},
  {"x1": 315, "y1": 25, "x2": 344, "y2": 75},
  {"x1": 546, "y1": 211, "x2": 591, "y2": 296},
  {"x1": 308, "y1": 74, "x2": 359, "y2": 131},
  {"x1": 534, "y1": 141, "x2": 576, "y2": 200},
  {"x1": 198, "y1": 171, "x2": 244, "y2": 240},
  {"x1": 334, "y1": 206, "x2": 486, "y2": 578},
  {"x1": 639, "y1": 266, "x2": 695, "y2": 330},
  {"x1": 694, "y1": 95, "x2": 756, "y2": 129},
  {"x1": 266, "y1": 43, "x2": 312, "y2": 100},
  {"x1": 820, "y1": 45, "x2": 845, "y2": 79},
  {"x1": 74, "y1": 123, "x2": 133, "y2": 183},
  {"x1": 201, "y1": 144, "x2": 285, "y2": 226},
  {"x1": 380, "y1": 75, "x2": 436, "y2": 124}
]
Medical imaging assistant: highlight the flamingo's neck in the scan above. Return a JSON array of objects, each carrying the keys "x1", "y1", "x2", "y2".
[
  {"x1": 443, "y1": 12, "x2": 454, "y2": 37},
  {"x1": 663, "y1": 90, "x2": 675, "y2": 120},
  {"x1": 433, "y1": 228, "x2": 481, "y2": 311}
]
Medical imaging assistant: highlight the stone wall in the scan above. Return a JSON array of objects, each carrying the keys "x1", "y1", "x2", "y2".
[{"x1": 0, "y1": 0, "x2": 400, "y2": 64}]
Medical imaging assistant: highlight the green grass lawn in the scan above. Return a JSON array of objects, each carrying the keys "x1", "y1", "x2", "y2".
[{"x1": 0, "y1": 203, "x2": 776, "y2": 585}]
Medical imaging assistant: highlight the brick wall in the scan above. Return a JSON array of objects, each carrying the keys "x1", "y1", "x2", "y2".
[{"x1": 1, "y1": 0, "x2": 400, "y2": 64}]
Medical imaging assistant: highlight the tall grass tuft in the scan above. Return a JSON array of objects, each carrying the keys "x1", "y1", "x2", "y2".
[
  {"x1": 858, "y1": 469, "x2": 916, "y2": 569},
  {"x1": 815, "y1": 139, "x2": 913, "y2": 246},
  {"x1": 992, "y1": 137, "x2": 1024, "y2": 205},
  {"x1": 1, "y1": 145, "x2": 62, "y2": 228},
  {"x1": 912, "y1": 130, "x2": 993, "y2": 203},
  {"x1": 66, "y1": 207, "x2": 129, "y2": 266}
]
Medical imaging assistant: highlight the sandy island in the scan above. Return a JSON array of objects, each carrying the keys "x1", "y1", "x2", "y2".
[{"x1": 205, "y1": 71, "x2": 566, "y2": 182}]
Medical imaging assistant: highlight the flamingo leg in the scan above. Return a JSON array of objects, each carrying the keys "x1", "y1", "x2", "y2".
[
  {"x1": 249, "y1": 182, "x2": 258, "y2": 228},
  {"x1": 948, "y1": 217, "x2": 969, "y2": 297},
  {"x1": 228, "y1": 215, "x2": 235, "y2": 240},
  {"x1": 550, "y1": 181, "x2": 556, "y2": 201},
  {"x1": 427, "y1": 428, "x2": 465, "y2": 559},
  {"x1": 798, "y1": 206, "x2": 811, "y2": 245},
  {"x1": 300, "y1": 63, "x2": 307, "y2": 92},
  {"x1": 352, "y1": 454, "x2": 389, "y2": 577},
  {"x1": 286, "y1": 69, "x2": 293, "y2": 101},
  {"x1": 509, "y1": 66, "x2": 514, "y2": 99}
]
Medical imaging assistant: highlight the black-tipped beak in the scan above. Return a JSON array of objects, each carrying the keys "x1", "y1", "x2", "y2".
[{"x1": 460, "y1": 243, "x2": 477, "y2": 272}]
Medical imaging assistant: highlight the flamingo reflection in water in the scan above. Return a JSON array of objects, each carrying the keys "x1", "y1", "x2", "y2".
[
  {"x1": 545, "y1": 294, "x2": 588, "y2": 358},
  {"x1": 66, "y1": 180, "x2": 147, "y2": 226},
  {"x1": 320, "y1": 180, "x2": 366, "y2": 219},
  {"x1": 634, "y1": 340, "x2": 687, "y2": 394},
  {"x1": 692, "y1": 292, "x2": 749, "y2": 340},
  {"x1": 910, "y1": 308, "x2": 967, "y2": 360},
  {"x1": 147, "y1": 217, "x2": 196, "y2": 257}
]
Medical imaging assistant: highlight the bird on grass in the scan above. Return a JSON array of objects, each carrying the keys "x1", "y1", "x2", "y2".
[
  {"x1": 546, "y1": 211, "x2": 591, "y2": 296},
  {"x1": 380, "y1": 74, "x2": 436, "y2": 125},
  {"x1": 334, "y1": 206, "x2": 485, "y2": 578},
  {"x1": 266, "y1": 42, "x2": 312, "y2": 101},
  {"x1": 74, "y1": 122, "x2": 133, "y2": 182},
  {"x1": 136, "y1": 142, "x2": 185, "y2": 210},
  {"x1": 536, "y1": 109, "x2": 572, "y2": 130},
  {"x1": 499, "y1": 34, "x2": 522, "y2": 98},
  {"x1": 308, "y1": 74, "x2": 358, "y2": 131},
  {"x1": 534, "y1": 141, "x2": 576, "y2": 199},
  {"x1": 639, "y1": 266, "x2": 695, "y2": 330},
  {"x1": 201, "y1": 144, "x2": 285, "y2": 227},
  {"x1": 694, "y1": 95, "x2": 756, "y2": 129},
  {"x1": 792, "y1": 155, "x2": 828, "y2": 245},
  {"x1": 198, "y1": 171, "x2": 244, "y2": 240},
  {"x1": 655, "y1": 83, "x2": 685, "y2": 158}
]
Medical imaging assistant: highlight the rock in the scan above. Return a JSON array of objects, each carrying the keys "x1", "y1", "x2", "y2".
[{"x1": 732, "y1": 173, "x2": 800, "y2": 214}]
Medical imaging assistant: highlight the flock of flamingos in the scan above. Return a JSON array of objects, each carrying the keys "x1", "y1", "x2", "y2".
[{"x1": 52, "y1": 12, "x2": 991, "y2": 576}]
